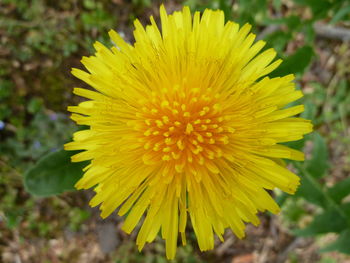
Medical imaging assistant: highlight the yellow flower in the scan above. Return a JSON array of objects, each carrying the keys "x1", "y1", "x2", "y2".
[{"x1": 65, "y1": 5, "x2": 312, "y2": 259}]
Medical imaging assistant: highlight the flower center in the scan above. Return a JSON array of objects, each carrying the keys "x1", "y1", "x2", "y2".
[{"x1": 134, "y1": 87, "x2": 235, "y2": 172}]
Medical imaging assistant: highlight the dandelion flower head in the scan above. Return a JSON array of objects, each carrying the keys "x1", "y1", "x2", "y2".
[{"x1": 65, "y1": 5, "x2": 313, "y2": 259}]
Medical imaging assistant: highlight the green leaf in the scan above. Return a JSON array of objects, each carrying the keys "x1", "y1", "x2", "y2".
[
  {"x1": 24, "y1": 149, "x2": 87, "y2": 197},
  {"x1": 302, "y1": 21, "x2": 316, "y2": 44},
  {"x1": 321, "y1": 229, "x2": 350, "y2": 254},
  {"x1": 264, "y1": 31, "x2": 291, "y2": 54},
  {"x1": 302, "y1": 99, "x2": 318, "y2": 124},
  {"x1": 218, "y1": 0, "x2": 233, "y2": 21},
  {"x1": 294, "y1": 174, "x2": 327, "y2": 207},
  {"x1": 27, "y1": 98, "x2": 43, "y2": 114},
  {"x1": 305, "y1": 132, "x2": 329, "y2": 178},
  {"x1": 328, "y1": 177, "x2": 350, "y2": 204},
  {"x1": 234, "y1": 0, "x2": 268, "y2": 26},
  {"x1": 330, "y1": 5, "x2": 350, "y2": 24},
  {"x1": 284, "y1": 137, "x2": 306, "y2": 152},
  {"x1": 294, "y1": 0, "x2": 332, "y2": 20},
  {"x1": 295, "y1": 209, "x2": 347, "y2": 236},
  {"x1": 285, "y1": 15, "x2": 302, "y2": 30},
  {"x1": 294, "y1": 132, "x2": 328, "y2": 207},
  {"x1": 270, "y1": 45, "x2": 314, "y2": 77},
  {"x1": 83, "y1": 0, "x2": 96, "y2": 10}
]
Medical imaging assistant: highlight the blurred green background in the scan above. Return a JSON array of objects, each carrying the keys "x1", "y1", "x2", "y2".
[{"x1": 1, "y1": 0, "x2": 350, "y2": 262}]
